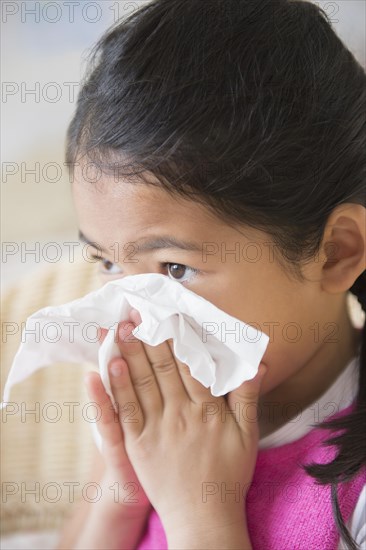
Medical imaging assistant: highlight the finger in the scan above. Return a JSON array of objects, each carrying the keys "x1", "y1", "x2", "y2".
[
  {"x1": 226, "y1": 363, "x2": 267, "y2": 440},
  {"x1": 97, "y1": 326, "x2": 108, "y2": 344},
  {"x1": 117, "y1": 321, "x2": 163, "y2": 421},
  {"x1": 129, "y1": 308, "x2": 142, "y2": 325},
  {"x1": 108, "y1": 356, "x2": 144, "y2": 439},
  {"x1": 84, "y1": 370, "x2": 140, "y2": 468},
  {"x1": 166, "y1": 339, "x2": 215, "y2": 404},
  {"x1": 142, "y1": 339, "x2": 189, "y2": 405},
  {"x1": 98, "y1": 310, "x2": 141, "y2": 346}
]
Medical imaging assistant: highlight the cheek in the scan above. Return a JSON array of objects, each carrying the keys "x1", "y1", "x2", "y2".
[
  {"x1": 202, "y1": 273, "x2": 316, "y2": 388},
  {"x1": 256, "y1": 315, "x2": 325, "y2": 396}
]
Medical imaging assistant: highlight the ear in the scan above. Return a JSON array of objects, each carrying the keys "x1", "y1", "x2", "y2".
[{"x1": 320, "y1": 203, "x2": 366, "y2": 294}]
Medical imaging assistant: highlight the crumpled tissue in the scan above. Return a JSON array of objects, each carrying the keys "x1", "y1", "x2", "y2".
[{"x1": 1, "y1": 273, "x2": 269, "y2": 410}]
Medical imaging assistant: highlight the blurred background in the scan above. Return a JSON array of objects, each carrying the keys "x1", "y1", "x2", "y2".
[
  {"x1": 1, "y1": 0, "x2": 151, "y2": 287},
  {"x1": 1, "y1": 0, "x2": 365, "y2": 288}
]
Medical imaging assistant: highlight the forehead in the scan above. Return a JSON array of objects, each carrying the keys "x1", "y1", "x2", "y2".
[{"x1": 72, "y1": 168, "x2": 233, "y2": 244}]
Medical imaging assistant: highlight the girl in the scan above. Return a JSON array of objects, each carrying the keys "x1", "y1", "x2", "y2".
[{"x1": 57, "y1": 0, "x2": 366, "y2": 548}]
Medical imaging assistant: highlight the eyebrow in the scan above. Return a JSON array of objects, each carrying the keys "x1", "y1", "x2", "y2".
[{"x1": 78, "y1": 230, "x2": 203, "y2": 254}]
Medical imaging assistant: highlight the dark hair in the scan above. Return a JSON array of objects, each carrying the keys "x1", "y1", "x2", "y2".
[{"x1": 65, "y1": 0, "x2": 366, "y2": 547}]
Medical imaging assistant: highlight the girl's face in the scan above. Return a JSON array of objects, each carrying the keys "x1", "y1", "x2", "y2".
[{"x1": 72, "y1": 171, "x2": 354, "y2": 401}]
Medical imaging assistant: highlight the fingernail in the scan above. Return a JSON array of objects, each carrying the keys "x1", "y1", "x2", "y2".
[
  {"x1": 97, "y1": 326, "x2": 104, "y2": 341},
  {"x1": 130, "y1": 308, "x2": 142, "y2": 323},
  {"x1": 110, "y1": 362, "x2": 123, "y2": 377},
  {"x1": 119, "y1": 321, "x2": 136, "y2": 342}
]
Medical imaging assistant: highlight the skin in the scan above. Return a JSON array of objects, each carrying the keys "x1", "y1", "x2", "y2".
[{"x1": 72, "y1": 168, "x2": 365, "y2": 547}]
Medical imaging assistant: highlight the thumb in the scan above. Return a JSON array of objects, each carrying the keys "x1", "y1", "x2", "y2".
[{"x1": 227, "y1": 363, "x2": 267, "y2": 434}]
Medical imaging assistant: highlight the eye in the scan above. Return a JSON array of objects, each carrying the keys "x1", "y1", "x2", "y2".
[
  {"x1": 91, "y1": 255, "x2": 123, "y2": 275},
  {"x1": 90, "y1": 254, "x2": 199, "y2": 284},
  {"x1": 163, "y1": 263, "x2": 199, "y2": 284}
]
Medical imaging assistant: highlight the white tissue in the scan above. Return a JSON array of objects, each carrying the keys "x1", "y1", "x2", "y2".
[{"x1": 1, "y1": 273, "x2": 269, "y2": 409}]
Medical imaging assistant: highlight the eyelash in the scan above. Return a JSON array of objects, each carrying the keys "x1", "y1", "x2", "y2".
[
  {"x1": 90, "y1": 255, "x2": 200, "y2": 284},
  {"x1": 161, "y1": 262, "x2": 200, "y2": 284}
]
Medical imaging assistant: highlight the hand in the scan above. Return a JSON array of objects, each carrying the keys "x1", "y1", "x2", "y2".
[
  {"x1": 84, "y1": 317, "x2": 151, "y2": 518},
  {"x1": 109, "y1": 308, "x2": 267, "y2": 537}
]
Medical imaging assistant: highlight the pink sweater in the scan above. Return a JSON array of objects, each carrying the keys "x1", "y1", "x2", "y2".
[{"x1": 136, "y1": 400, "x2": 365, "y2": 549}]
